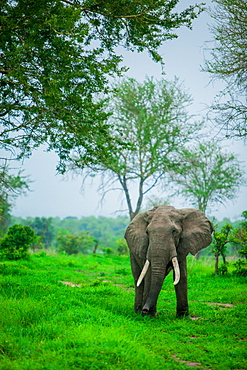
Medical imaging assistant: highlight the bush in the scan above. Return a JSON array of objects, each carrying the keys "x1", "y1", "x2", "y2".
[
  {"x1": 218, "y1": 263, "x2": 229, "y2": 276},
  {"x1": 56, "y1": 231, "x2": 95, "y2": 255},
  {"x1": 102, "y1": 247, "x2": 114, "y2": 255},
  {"x1": 115, "y1": 238, "x2": 128, "y2": 255},
  {"x1": 0, "y1": 224, "x2": 37, "y2": 260},
  {"x1": 232, "y1": 259, "x2": 247, "y2": 277}
]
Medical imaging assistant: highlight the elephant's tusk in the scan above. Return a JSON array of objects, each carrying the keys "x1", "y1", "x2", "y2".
[
  {"x1": 137, "y1": 260, "x2": 150, "y2": 287},
  {"x1": 172, "y1": 257, "x2": 180, "y2": 285}
]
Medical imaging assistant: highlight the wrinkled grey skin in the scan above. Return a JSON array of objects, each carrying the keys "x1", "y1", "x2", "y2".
[{"x1": 124, "y1": 205, "x2": 213, "y2": 317}]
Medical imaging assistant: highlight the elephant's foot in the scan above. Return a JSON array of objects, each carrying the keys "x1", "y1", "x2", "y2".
[
  {"x1": 134, "y1": 304, "x2": 142, "y2": 314},
  {"x1": 176, "y1": 309, "x2": 189, "y2": 318}
]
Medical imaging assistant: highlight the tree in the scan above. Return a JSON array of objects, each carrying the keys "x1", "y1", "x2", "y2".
[
  {"x1": 0, "y1": 162, "x2": 30, "y2": 236},
  {"x1": 56, "y1": 231, "x2": 95, "y2": 254},
  {"x1": 71, "y1": 77, "x2": 202, "y2": 219},
  {"x1": 211, "y1": 223, "x2": 232, "y2": 275},
  {"x1": 169, "y1": 141, "x2": 245, "y2": 214},
  {"x1": 25, "y1": 217, "x2": 55, "y2": 249},
  {"x1": 233, "y1": 211, "x2": 247, "y2": 259},
  {"x1": 204, "y1": 0, "x2": 247, "y2": 138},
  {"x1": 230, "y1": 211, "x2": 247, "y2": 276},
  {"x1": 0, "y1": 224, "x2": 37, "y2": 260},
  {"x1": 115, "y1": 238, "x2": 128, "y2": 255},
  {"x1": 0, "y1": 0, "x2": 204, "y2": 166}
]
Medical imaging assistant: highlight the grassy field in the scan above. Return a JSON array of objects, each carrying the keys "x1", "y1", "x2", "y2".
[{"x1": 0, "y1": 253, "x2": 246, "y2": 370}]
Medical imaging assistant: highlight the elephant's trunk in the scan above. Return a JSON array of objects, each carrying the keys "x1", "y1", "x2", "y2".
[{"x1": 137, "y1": 256, "x2": 180, "y2": 287}]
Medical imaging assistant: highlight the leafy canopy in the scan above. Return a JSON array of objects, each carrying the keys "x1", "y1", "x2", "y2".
[
  {"x1": 211, "y1": 223, "x2": 232, "y2": 275},
  {"x1": 205, "y1": 0, "x2": 247, "y2": 138},
  {"x1": 169, "y1": 141, "x2": 245, "y2": 214},
  {"x1": 0, "y1": 224, "x2": 36, "y2": 260},
  {"x1": 233, "y1": 211, "x2": 247, "y2": 259},
  {"x1": 0, "y1": 162, "x2": 30, "y2": 236},
  {"x1": 0, "y1": 0, "x2": 204, "y2": 166},
  {"x1": 71, "y1": 77, "x2": 201, "y2": 219}
]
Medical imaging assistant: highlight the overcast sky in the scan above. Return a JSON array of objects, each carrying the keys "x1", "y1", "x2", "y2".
[{"x1": 12, "y1": 1, "x2": 247, "y2": 221}]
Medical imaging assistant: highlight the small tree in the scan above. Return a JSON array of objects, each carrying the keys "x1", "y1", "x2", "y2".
[
  {"x1": 92, "y1": 238, "x2": 99, "y2": 254},
  {"x1": 169, "y1": 141, "x2": 245, "y2": 214},
  {"x1": 71, "y1": 77, "x2": 202, "y2": 220},
  {"x1": 56, "y1": 231, "x2": 95, "y2": 255},
  {"x1": 232, "y1": 211, "x2": 247, "y2": 259},
  {"x1": 0, "y1": 224, "x2": 37, "y2": 260},
  {"x1": 0, "y1": 162, "x2": 30, "y2": 236},
  {"x1": 211, "y1": 223, "x2": 232, "y2": 275},
  {"x1": 25, "y1": 217, "x2": 55, "y2": 249},
  {"x1": 232, "y1": 211, "x2": 247, "y2": 276},
  {"x1": 115, "y1": 238, "x2": 128, "y2": 255}
]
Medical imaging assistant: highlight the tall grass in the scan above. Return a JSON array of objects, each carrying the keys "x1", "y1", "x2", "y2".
[{"x1": 0, "y1": 253, "x2": 246, "y2": 369}]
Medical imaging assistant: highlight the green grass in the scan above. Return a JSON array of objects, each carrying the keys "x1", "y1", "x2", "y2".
[{"x1": 0, "y1": 253, "x2": 246, "y2": 369}]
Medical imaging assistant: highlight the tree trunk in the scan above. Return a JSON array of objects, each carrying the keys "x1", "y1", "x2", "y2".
[
  {"x1": 92, "y1": 241, "x2": 98, "y2": 254},
  {"x1": 119, "y1": 175, "x2": 134, "y2": 220},
  {"x1": 221, "y1": 252, "x2": 226, "y2": 265},
  {"x1": 215, "y1": 252, "x2": 219, "y2": 276}
]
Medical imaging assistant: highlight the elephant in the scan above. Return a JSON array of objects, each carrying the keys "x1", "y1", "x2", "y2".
[{"x1": 124, "y1": 205, "x2": 213, "y2": 317}]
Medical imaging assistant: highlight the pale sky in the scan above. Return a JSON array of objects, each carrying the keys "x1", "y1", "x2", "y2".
[{"x1": 12, "y1": 1, "x2": 247, "y2": 221}]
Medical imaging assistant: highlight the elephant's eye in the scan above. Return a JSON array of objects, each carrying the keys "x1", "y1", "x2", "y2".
[{"x1": 172, "y1": 228, "x2": 178, "y2": 235}]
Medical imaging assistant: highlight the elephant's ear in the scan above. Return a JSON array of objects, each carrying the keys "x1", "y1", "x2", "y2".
[
  {"x1": 124, "y1": 210, "x2": 154, "y2": 259},
  {"x1": 178, "y1": 208, "x2": 213, "y2": 256}
]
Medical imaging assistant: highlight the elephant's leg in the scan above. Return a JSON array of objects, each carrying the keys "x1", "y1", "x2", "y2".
[
  {"x1": 134, "y1": 285, "x2": 144, "y2": 313},
  {"x1": 130, "y1": 253, "x2": 144, "y2": 313},
  {"x1": 174, "y1": 258, "x2": 189, "y2": 317}
]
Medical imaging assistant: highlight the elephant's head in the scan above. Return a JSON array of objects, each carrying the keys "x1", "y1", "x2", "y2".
[{"x1": 125, "y1": 205, "x2": 213, "y2": 315}]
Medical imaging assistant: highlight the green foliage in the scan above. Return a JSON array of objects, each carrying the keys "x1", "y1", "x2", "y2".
[
  {"x1": 218, "y1": 262, "x2": 229, "y2": 276},
  {"x1": 232, "y1": 259, "x2": 247, "y2": 277},
  {"x1": 102, "y1": 247, "x2": 114, "y2": 255},
  {"x1": 0, "y1": 224, "x2": 36, "y2": 260},
  {"x1": 56, "y1": 231, "x2": 95, "y2": 255},
  {"x1": 0, "y1": 0, "x2": 204, "y2": 162},
  {"x1": 72, "y1": 77, "x2": 202, "y2": 219},
  {"x1": 169, "y1": 141, "x2": 245, "y2": 213},
  {"x1": 115, "y1": 238, "x2": 128, "y2": 255},
  {"x1": 232, "y1": 210, "x2": 247, "y2": 259},
  {"x1": 204, "y1": 0, "x2": 247, "y2": 138},
  {"x1": 0, "y1": 254, "x2": 246, "y2": 369},
  {"x1": 25, "y1": 217, "x2": 55, "y2": 249},
  {"x1": 212, "y1": 223, "x2": 232, "y2": 256},
  {"x1": 0, "y1": 163, "x2": 30, "y2": 236},
  {"x1": 211, "y1": 223, "x2": 233, "y2": 275},
  {"x1": 11, "y1": 215, "x2": 129, "y2": 252}
]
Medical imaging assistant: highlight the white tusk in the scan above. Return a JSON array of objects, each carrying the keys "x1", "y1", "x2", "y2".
[
  {"x1": 172, "y1": 257, "x2": 180, "y2": 285},
  {"x1": 137, "y1": 260, "x2": 150, "y2": 287}
]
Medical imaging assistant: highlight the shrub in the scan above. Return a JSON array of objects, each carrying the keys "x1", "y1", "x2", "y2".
[
  {"x1": 56, "y1": 231, "x2": 95, "y2": 254},
  {"x1": 102, "y1": 247, "x2": 114, "y2": 255},
  {"x1": 0, "y1": 224, "x2": 37, "y2": 260},
  {"x1": 218, "y1": 262, "x2": 229, "y2": 276},
  {"x1": 115, "y1": 238, "x2": 128, "y2": 255},
  {"x1": 232, "y1": 259, "x2": 247, "y2": 277}
]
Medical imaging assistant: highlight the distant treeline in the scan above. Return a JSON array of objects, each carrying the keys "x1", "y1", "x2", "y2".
[
  {"x1": 10, "y1": 215, "x2": 129, "y2": 251},
  {"x1": 11, "y1": 214, "x2": 244, "y2": 254}
]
